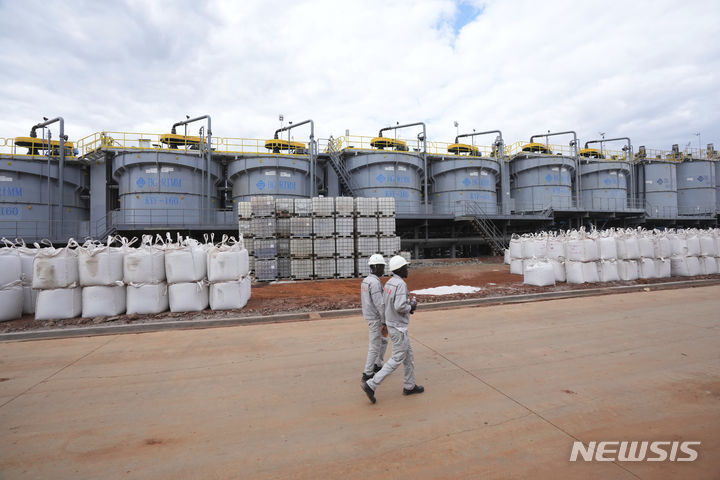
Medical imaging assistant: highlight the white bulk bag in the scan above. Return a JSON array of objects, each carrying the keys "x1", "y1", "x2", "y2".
[
  {"x1": 523, "y1": 260, "x2": 555, "y2": 286},
  {"x1": 638, "y1": 258, "x2": 656, "y2": 279},
  {"x1": 510, "y1": 258, "x2": 524, "y2": 275},
  {"x1": 597, "y1": 237, "x2": 618, "y2": 260},
  {"x1": 638, "y1": 237, "x2": 655, "y2": 259},
  {"x1": 17, "y1": 246, "x2": 37, "y2": 285},
  {"x1": 699, "y1": 257, "x2": 719, "y2": 275},
  {"x1": 0, "y1": 281, "x2": 23, "y2": 321},
  {"x1": 520, "y1": 236, "x2": 535, "y2": 259},
  {"x1": 669, "y1": 235, "x2": 687, "y2": 256},
  {"x1": 546, "y1": 237, "x2": 565, "y2": 260},
  {"x1": 82, "y1": 285, "x2": 126, "y2": 317},
  {"x1": 22, "y1": 285, "x2": 37, "y2": 314},
  {"x1": 670, "y1": 256, "x2": 700, "y2": 277},
  {"x1": 654, "y1": 258, "x2": 671, "y2": 278},
  {"x1": 32, "y1": 241, "x2": 79, "y2": 289},
  {"x1": 699, "y1": 234, "x2": 717, "y2": 257},
  {"x1": 616, "y1": 237, "x2": 640, "y2": 259},
  {"x1": 565, "y1": 239, "x2": 585, "y2": 262},
  {"x1": 565, "y1": 261, "x2": 585, "y2": 284},
  {"x1": 126, "y1": 282, "x2": 169, "y2": 315},
  {"x1": 78, "y1": 243, "x2": 126, "y2": 287},
  {"x1": 532, "y1": 238, "x2": 548, "y2": 259},
  {"x1": 598, "y1": 260, "x2": 620, "y2": 283},
  {"x1": 165, "y1": 242, "x2": 207, "y2": 284},
  {"x1": 209, "y1": 277, "x2": 251, "y2": 310},
  {"x1": 0, "y1": 247, "x2": 21, "y2": 286},
  {"x1": 685, "y1": 234, "x2": 701, "y2": 256},
  {"x1": 169, "y1": 281, "x2": 209, "y2": 312},
  {"x1": 617, "y1": 260, "x2": 639, "y2": 281},
  {"x1": 207, "y1": 238, "x2": 250, "y2": 283},
  {"x1": 503, "y1": 249, "x2": 510, "y2": 265},
  {"x1": 652, "y1": 236, "x2": 672, "y2": 259},
  {"x1": 582, "y1": 261, "x2": 600, "y2": 283},
  {"x1": 549, "y1": 259, "x2": 566, "y2": 282},
  {"x1": 35, "y1": 287, "x2": 82, "y2": 320},
  {"x1": 123, "y1": 244, "x2": 166, "y2": 284},
  {"x1": 508, "y1": 236, "x2": 522, "y2": 259}
]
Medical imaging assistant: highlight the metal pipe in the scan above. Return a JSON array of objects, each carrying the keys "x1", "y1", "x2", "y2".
[
  {"x1": 585, "y1": 137, "x2": 634, "y2": 209},
  {"x1": 32, "y1": 117, "x2": 65, "y2": 240},
  {"x1": 378, "y1": 122, "x2": 428, "y2": 214},
  {"x1": 171, "y1": 115, "x2": 212, "y2": 222},
  {"x1": 455, "y1": 130, "x2": 508, "y2": 214},
  {"x1": 530, "y1": 130, "x2": 579, "y2": 209},
  {"x1": 274, "y1": 119, "x2": 316, "y2": 197}
]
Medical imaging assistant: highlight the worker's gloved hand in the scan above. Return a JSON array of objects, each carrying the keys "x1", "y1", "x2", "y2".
[
  {"x1": 409, "y1": 297, "x2": 417, "y2": 314},
  {"x1": 381, "y1": 324, "x2": 388, "y2": 337}
]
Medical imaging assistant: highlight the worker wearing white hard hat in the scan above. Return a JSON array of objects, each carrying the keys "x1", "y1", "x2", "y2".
[
  {"x1": 362, "y1": 255, "x2": 423, "y2": 403},
  {"x1": 360, "y1": 254, "x2": 389, "y2": 382}
]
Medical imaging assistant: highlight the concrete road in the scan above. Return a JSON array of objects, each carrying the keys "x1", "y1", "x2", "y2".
[{"x1": 1, "y1": 286, "x2": 719, "y2": 479}]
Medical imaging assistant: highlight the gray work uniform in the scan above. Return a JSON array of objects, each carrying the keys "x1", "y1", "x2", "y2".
[
  {"x1": 361, "y1": 273, "x2": 388, "y2": 375},
  {"x1": 366, "y1": 273, "x2": 416, "y2": 391}
]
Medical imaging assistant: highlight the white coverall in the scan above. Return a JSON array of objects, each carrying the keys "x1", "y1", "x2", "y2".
[
  {"x1": 361, "y1": 273, "x2": 388, "y2": 375},
  {"x1": 366, "y1": 273, "x2": 416, "y2": 391}
]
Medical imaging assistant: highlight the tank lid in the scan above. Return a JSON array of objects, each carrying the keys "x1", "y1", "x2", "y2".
[
  {"x1": 578, "y1": 148, "x2": 605, "y2": 159},
  {"x1": 264, "y1": 139, "x2": 307, "y2": 152},
  {"x1": 447, "y1": 143, "x2": 481, "y2": 156},
  {"x1": 370, "y1": 137, "x2": 408, "y2": 151},
  {"x1": 521, "y1": 142, "x2": 551, "y2": 154},
  {"x1": 14, "y1": 136, "x2": 74, "y2": 154},
  {"x1": 160, "y1": 133, "x2": 202, "y2": 147}
]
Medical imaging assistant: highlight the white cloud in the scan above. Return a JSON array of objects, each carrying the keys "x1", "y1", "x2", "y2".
[{"x1": 0, "y1": 0, "x2": 717, "y2": 151}]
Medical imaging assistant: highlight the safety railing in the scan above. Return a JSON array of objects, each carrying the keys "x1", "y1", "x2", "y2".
[
  {"x1": 0, "y1": 219, "x2": 87, "y2": 243},
  {"x1": 107, "y1": 208, "x2": 238, "y2": 226},
  {"x1": 330, "y1": 135, "x2": 424, "y2": 153},
  {"x1": 0, "y1": 137, "x2": 79, "y2": 160},
  {"x1": 677, "y1": 204, "x2": 718, "y2": 216},
  {"x1": 634, "y1": 148, "x2": 683, "y2": 163}
]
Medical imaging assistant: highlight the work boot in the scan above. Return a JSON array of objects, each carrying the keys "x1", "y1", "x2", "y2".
[
  {"x1": 362, "y1": 381, "x2": 376, "y2": 404},
  {"x1": 402, "y1": 385, "x2": 425, "y2": 396},
  {"x1": 361, "y1": 372, "x2": 375, "y2": 382},
  {"x1": 373, "y1": 364, "x2": 383, "y2": 373}
]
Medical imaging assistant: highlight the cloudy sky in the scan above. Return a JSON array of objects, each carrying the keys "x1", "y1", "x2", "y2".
[{"x1": 1, "y1": 0, "x2": 718, "y2": 151}]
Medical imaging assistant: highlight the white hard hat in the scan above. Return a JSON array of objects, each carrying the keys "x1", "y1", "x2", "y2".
[
  {"x1": 368, "y1": 254, "x2": 386, "y2": 266},
  {"x1": 389, "y1": 255, "x2": 408, "y2": 272}
]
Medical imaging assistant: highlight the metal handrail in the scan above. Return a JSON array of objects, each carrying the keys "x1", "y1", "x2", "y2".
[{"x1": 325, "y1": 138, "x2": 356, "y2": 195}]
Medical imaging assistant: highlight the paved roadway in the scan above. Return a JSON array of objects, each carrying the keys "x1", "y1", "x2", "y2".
[{"x1": 1, "y1": 286, "x2": 719, "y2": 479}]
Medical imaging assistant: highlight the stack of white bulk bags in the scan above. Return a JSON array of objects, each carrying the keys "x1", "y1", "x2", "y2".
[
  {"x1": 0, "y1": 242, "x2": 23, "y2": 321},
  {"x1": 698, "y1": 230, "x2": 718, "y2": 275},
  {"x1": 207, "y1": 236, "x2": 251, "y2": 311},
  {"x1": 596, "y1": 230, "x2": 619, "y2": 282},
  {"x1": 670, "y1": 230, "x2": 701, "y2": 277},
  {"x1": 124, "y1": 236, "x2": 168, "y2": 314},
  {"x1": 79, "y1": 237, "x2": 130, "y2": 317},
  {"x1": 33, "y1": 240, "x2": 82, "y2": 320},
  {"x1": 166, "y1": 237, "x2": 209, "y2": 312},
  {"x1": 16, "y1": 242, "x2": 38, "y2": 314},
  {"x1": 523, "y1": 259, "x2": 555, "y2": 286},
  {"x1": 564, "y1": 231, "x2": 599, "y2": 284},
  {"x1": 508, "y1": 235, "x2": 524, "y2": 275},
  {"x1": 546, "y1": 232, "x2": 566, "y2": 282}
]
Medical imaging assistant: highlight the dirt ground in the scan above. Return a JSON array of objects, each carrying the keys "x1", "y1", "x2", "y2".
[{"x1": 3, "y1": 257, "x2": 719, "y2": 333}]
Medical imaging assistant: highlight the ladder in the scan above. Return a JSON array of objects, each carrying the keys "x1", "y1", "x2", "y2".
[
  {"x1": 326, "y1": 138, "x2": 356, "y2": 196},
  {"x1": 464, "y1": 202, "x2": 507, "y2": 254}
]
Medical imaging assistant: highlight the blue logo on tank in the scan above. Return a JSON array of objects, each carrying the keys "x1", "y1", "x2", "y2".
[
  {"x1": 656, "y1": 178, "x2": 663, "y2": 185},
  {"x1": 376, "y1": 174, "x2": 386, "y2": 183},
  {"x1": 136, "y1": 177, "x2": 145, "y2": 188},
  {"x1": 462, "y1": 178, "x2": 471, "y2": 187},
  {"x1": 604, "y1": 178, "x2": 611, "y2": 185},
  {"x1": 256, "y1": 180, "x2": 265, "y2": 190},
  {"x1": 697, "y1": 176, "x2": 704, "y2": 182},
  {"x1": 545, "y1": 173, "x2": 553, "y2": 182}
]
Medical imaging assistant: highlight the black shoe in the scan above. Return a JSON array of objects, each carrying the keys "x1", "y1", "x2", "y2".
[
  {"x1": 403, "y1": 385, "x2": 425, "y2": 396},
  {"x1": 361, "y1": 372, "x2": 375, "y2": 382},
  {"x1": 373, "y1": 364, "x2": 383, "y2": 373},
  {"x1": 362, "y1": 381, "x2": 376, "y2": 404}
]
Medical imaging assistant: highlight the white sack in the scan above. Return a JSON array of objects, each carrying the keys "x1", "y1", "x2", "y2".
[
  {"x1": 685, "y1": 234, "x2": 701, "y2": 256},
  {"x1": 598, "y1": 260, "x2": 620, "y2": 283},
  {"x1": 616, "y1": 237, "x2": 640, "y2": 259},
  {"x1": 532, "y1": 238, "x2": 548, "y2": 259},
  {"x1": 652, "y1": 236, "x2": 672, "y2": 259},
  {"x1": 654, "y1": 258, "x2": 671, "y2": 278},
  {"x1": 35, "y1": 287, "x2": 82, "y2": 320},
  {"x1": 566, "y1": 239, "x2": 598, "y2": 262},
  {"x1": 638, "y1": 258, "x2": 656, "y2": 279},
  {"x1": 582, "y1": 261, "x2": 600, "y2": 283},
  {"x1": 22, "y1": 285, "x2": 37, "y2": 314},
  {"x1": 0, "y1": 282, "x2": 23, "y2": 321},
  {"x1": 597, "y1": 237, "x2": 618, "y2": 260},
  {"x1": 546, "y1": 238, "x2": 565, "y2": 260},
  {"x1": 523, "y1": 260, "x2": 555, "y2": 286},
  {"x1": 669, "y1": 235, "x2": 687, "y2": 256},
  {"x1": 32, "y1": 252, "x2": 78, "y2": 290},
  {"x1": 509, "y1": 237, "x2": 522, "y2": 259},
  {"x1": 510, "y1": 259, "x2": 524, "y2": 275},
  {"x1": 126, "y1": 282, "x2": 169, "y2": 315},
  {"x1": 638, "y1": 237, "x2": 655, "y2": 259},
  {"x1": 207, "y1": 246, "x2": 249, "y2": 283},
  {"x1": 617, "y1": 260, "x2": 639, "y2": 281},
  {"x1": 209, "y1": 277, "x2": 252, "y2": 310},
  {"x1": 670, "y1": 256, "x2": 700, "y2": 277},
  {"x1": 165, "y1": 244, "x2": 207, "y2": 284},
  {"x1": 565, "y1": 261, "x2": 585, "y2": 284},
  {"x1": 78, "y1": 246, "x2": 125, "y2": 286},
  {"x1": 82, "y1": 285, "x2": 126, "y2": 317},
  {"x1": 0, "y1": 248, "x2": 21, "y2": 286},
  {"x1": 123, "y1": 246, "x2": 166, "y2": 284},
  {"x1": 699, "y1": 235, "x2": 717, "y2": 257},
  {"x1": 169, "y1": 281, "x2": 209, "y2": 312},
  {"x1": 699, "y1": 256, "x2": 719, "y2": 275},
  {"x1": 549, "y1": 259, "x2": 566, "y2": 282},
  {"x1": 503, "y1": 249, "x2": 510, "y2": 265},
  {"x1": 520, "y1": 236, "x2": 534, "y2": 259}
]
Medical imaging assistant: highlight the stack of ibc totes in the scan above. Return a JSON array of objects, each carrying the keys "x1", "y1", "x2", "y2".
[
  {"x1": 335, "y1": 197, "x2": 355, "y2": 278},
  {"x1": 312, "y1": 197, "x2": 336, "y2": 279},
  {"x1": 275, "y1": 198, "x2": 293, "y2": 279},
  {"x1": 251, "y1": 196, "x2": 277, "y2": 282},
  {"x1": 377, "y1": 197, "x2": 400, "y2": 260},
  {"x1": 237, "y1": 201, "x2": 253, "y2": 273},
  {"x1": 290, "y1": 198, "x2": 313, "y2": 280},
  {"x1": 354, "y1": 197, "x2": 380, "y2": 278}
]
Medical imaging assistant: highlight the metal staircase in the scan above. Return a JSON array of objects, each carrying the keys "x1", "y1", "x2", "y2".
[
  {"x1": 325, "y1": 138, "x2": 356, "y2": 196},
  {"x1": 464, "y1": 202, "x2": 507, "y2": 254}
]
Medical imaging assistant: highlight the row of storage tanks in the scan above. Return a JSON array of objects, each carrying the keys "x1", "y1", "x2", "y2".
[{"x1": 1, "y1": 131, "x2": 719, "y2": 241}]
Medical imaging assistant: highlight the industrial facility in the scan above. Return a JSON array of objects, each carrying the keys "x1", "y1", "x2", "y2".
[{"x1": 1, "y1": 116, "x2": 718, "y2": 261}]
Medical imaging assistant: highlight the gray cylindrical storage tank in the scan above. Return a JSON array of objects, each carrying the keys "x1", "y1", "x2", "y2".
[
  {"x1": 676, "y1": 158, "x2": 716, "y2": 215},
  {"x1": 345, "y1": 140, "x2": 424, "y2": 215},
  {"x1": 1, "y1": 141, "x2": 88, "y2": 241},
  {"x1": 509, "y1": 143, "x2": 575, "y2": 212},
  {"x1": 429, "y1": 147, "x2": 499, "y2": 215},
  {"x1": 112, "y1": 150, "x2": 221, "y2": 225},
  {"x1": 716, "y1": 160, "x2": 720, "y2": 213},
  {"x1": 578, "y1": 149, "x2": 630, "y2": 211},
  {"x1": 638, "y1": 159, "x2": 678, "y2": 218}
]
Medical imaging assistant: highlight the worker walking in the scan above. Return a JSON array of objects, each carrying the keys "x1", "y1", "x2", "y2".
[
  {"x1": 362, "y1": 255, "x2": 423, "y2": 403},
  {"x1": 361, "y1": 254, "x2": 389, "y2": 382}
]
